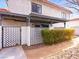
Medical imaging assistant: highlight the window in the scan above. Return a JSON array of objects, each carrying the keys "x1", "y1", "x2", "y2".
[
  {"x1": 61, "y1": 12, "x2": 66, "y2": 19},
  {"x1": 32, "y1": 3, "x2": 42, "y2": 14}
]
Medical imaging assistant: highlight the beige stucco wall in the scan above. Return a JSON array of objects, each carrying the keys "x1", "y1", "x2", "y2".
[
  {"x1": 2, "y1": 19, "x2": 27, "y2": 26},
  {"x1": 42, "y1": 5, "x2": 62, "y2": 18},
  {"x1": 53, "y1": 22, "x2": 64, "y2": 28},
  {"x1": 7, "y1": 0, "x2": 31, "y2": 15},
  {"x1": 66, "y1": 20, "x2": 79, "y2": 28},
  {"x1": 7, "y1": 0, "x2": 71, "y2": 19},
  {"x1": 32, "y1": 0, "x2": 70, "y2": 19},
  {"x1": 66, "y1": 20, "x2": 79, "y2": 35}
]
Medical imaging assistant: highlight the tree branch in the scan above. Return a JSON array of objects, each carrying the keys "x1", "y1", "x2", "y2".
[
  {"x1": 65, "y1": 0, "x2": 79, "y2": 12},
  {"x1": 66, "y1": 0, "x2": 78, "y2": 5}
]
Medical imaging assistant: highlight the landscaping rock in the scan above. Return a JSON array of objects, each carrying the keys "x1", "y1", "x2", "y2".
[{"x1": 43, "y1": 45, "x2": 79, "y2": 59}]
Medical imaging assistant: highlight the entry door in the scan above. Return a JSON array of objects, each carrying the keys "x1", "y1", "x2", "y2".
[{"x1": 2, "y1": 26, "x2": 21, "y2": 48}]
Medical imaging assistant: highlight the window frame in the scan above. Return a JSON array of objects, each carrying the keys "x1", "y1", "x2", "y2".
[
  {"x1": 61, "y1": 12, "x2": 67, "y2": 19},
  {"x1": 31, "y1": 2, "x2": 42, "y2": 14}
]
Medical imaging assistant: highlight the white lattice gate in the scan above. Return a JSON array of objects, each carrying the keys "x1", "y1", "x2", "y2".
[{"x1": 2, "y1": 26, "x2": 21, "y2": 48}]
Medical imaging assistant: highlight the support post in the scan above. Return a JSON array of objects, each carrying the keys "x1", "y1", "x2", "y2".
[
  {"x1": 21, "y1": 26, "x2": 31, "y2": 46},
  {"x1": 49, "y1": 21, "x2": 54, "y2": 30},
  {"x1": 64, "y1": 22, "x2": 66, "y2": 28},
  {"x1": 21, "y1": 16, "x2": 31, "y2": 46}
]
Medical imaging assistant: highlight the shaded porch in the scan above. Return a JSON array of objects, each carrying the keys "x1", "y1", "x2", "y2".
[
  {"x1": 0, "y1": 12, "x2": 67, "y2": 48},
  {"x1": 0, "y1": 12, "x2": 67, "y2": 28}
]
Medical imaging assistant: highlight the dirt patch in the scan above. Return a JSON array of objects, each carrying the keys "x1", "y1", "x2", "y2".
[{"x1": 23, "y1": 41, "x2": 72, "y2": 59}]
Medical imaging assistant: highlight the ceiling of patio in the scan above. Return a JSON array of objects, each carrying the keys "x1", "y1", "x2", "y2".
[{"x1": 0, "y1": 12, "x2": 67, "y2": 24}]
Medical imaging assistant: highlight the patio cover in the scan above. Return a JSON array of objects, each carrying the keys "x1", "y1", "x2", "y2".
[
  {"x1": 30, "y1": 13, "x2": 68, "y2": 23},
  {"x1": 0, "y1": 12, "x2": 68, "y2": 23}
]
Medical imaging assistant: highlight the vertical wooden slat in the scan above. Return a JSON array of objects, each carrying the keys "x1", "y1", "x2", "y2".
[{"x1": 30, "y1": 28, "x2": 43, "y2": 45}]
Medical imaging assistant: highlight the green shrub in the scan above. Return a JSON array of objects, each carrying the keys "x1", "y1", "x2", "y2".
[
  {"x1": 41, "y1": 29, "x2": 53, "y2": 45},
  {"x1": 41, "y1": 29, "x2": 74, "y2": 45}
]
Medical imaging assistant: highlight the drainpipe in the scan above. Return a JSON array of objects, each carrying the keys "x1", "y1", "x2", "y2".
[{"x1": 28, "y1": 15, "x2": 31, "y2": 26}]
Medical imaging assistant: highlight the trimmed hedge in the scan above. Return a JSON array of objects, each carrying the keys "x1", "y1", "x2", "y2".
[{"x1": 41, "y1": 29, "x2": 74, "y2": 45}]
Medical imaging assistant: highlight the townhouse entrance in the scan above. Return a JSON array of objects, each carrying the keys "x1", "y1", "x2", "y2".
[{"x1": 2, "y1": 26, "x2": 21, "y2": 48}]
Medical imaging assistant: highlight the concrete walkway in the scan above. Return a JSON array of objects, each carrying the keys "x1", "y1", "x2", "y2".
[{"x1": 0, "y1": 46, "x2": 27, "y2": 59}]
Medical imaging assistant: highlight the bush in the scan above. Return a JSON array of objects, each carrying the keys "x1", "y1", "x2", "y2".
[
  {"x1": 41, "y1": 29, "x2": 53, "y2": 45},
  {"x1": 41, "y1": 29, "x2": 74, "y2": 45}
]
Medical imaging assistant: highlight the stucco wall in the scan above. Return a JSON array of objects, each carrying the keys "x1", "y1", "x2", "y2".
[
  {"x1": 32, "y1": 0, "x2": 70, "y2": 19},
  {"x1": 42, "y1": 5, "x2": 61, "y2": 18},
  {"x1": 53, "y1": 22, "x2": 64, "y2": 28},
  {"x1": 7, "y1": 0, "x2": 70, "y2": 19},
  {"x1": 2, "y1": 19, "x2": 27, "y2": 26},
  {"x1": 7, "y1": 0, "x2": 31, "y2": 15},
  {"x1": 66, "y1": 21, "x2": 79, "y2": 28},
  {"x1": 66, "y1": 20, "x2": 79, "y2": 35}
]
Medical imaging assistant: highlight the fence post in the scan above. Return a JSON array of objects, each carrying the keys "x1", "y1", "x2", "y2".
[{"x1": 21, "y1": 26, "x2": 31, "y2": 46}]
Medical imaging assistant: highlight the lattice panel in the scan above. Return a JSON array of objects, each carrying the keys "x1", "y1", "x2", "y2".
[{"x1": 3, "y1": 26, "x2": 21, "y2": 47}]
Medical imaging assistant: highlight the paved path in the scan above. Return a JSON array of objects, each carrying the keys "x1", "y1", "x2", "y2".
[{"x1": 0, "y1": 46, "x2": 27, "y2": 59}]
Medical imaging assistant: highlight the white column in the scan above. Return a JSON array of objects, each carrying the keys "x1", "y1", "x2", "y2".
[
  {"x1": 49, "y1": 24, "x2": 54, "y2": 30},
  {"x1": 0, "y1": 26, "x2": 2, "y2": 49},
  {"x1": 21, "y1": 26, "x2": 31, "y2": 46}
]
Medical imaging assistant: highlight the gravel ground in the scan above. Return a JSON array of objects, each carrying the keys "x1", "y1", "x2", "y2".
[{"x1": 42, "y1": 45, "x2": 79, "y2": 59}]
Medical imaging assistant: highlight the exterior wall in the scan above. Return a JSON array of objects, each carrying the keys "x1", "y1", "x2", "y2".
[
  {"x1": 7, "y1": 0, "x2": 31, "y2": 15},
  {"x1": 66, "y1": 20, "x2": 79, "y2": 35},
  {"x1": 7, "y1": 0, "x2": 71, "y2": 19},
  {"x1": 2, "y1": 19, "x2": 27, "y2": 26},
  {"x1": 42, "y1": 5, "x2": 70, "y2": 19},
  {"x1": 66, "y1": 20, "x2": 79, "y2": 28},
  {"x1": 53, "y1": 22, "x2": 64, "y2": 28},
  {"x1": 32, "y1": 0, "x2": 71, "y2": 19},
  {"x1": 42, "y1": 5, "x2": 61, "y2": 18}
]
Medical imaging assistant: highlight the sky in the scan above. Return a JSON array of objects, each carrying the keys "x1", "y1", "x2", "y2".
[
  {"x1": 0, "y1": 0, "x2": 7, "y2": 8},
  {"x1": 0, "y1": 0, "x2": 79, "y2": 19},
  {"x1": 0, "y1": 0, "x2": 64, "y2": 8}
]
